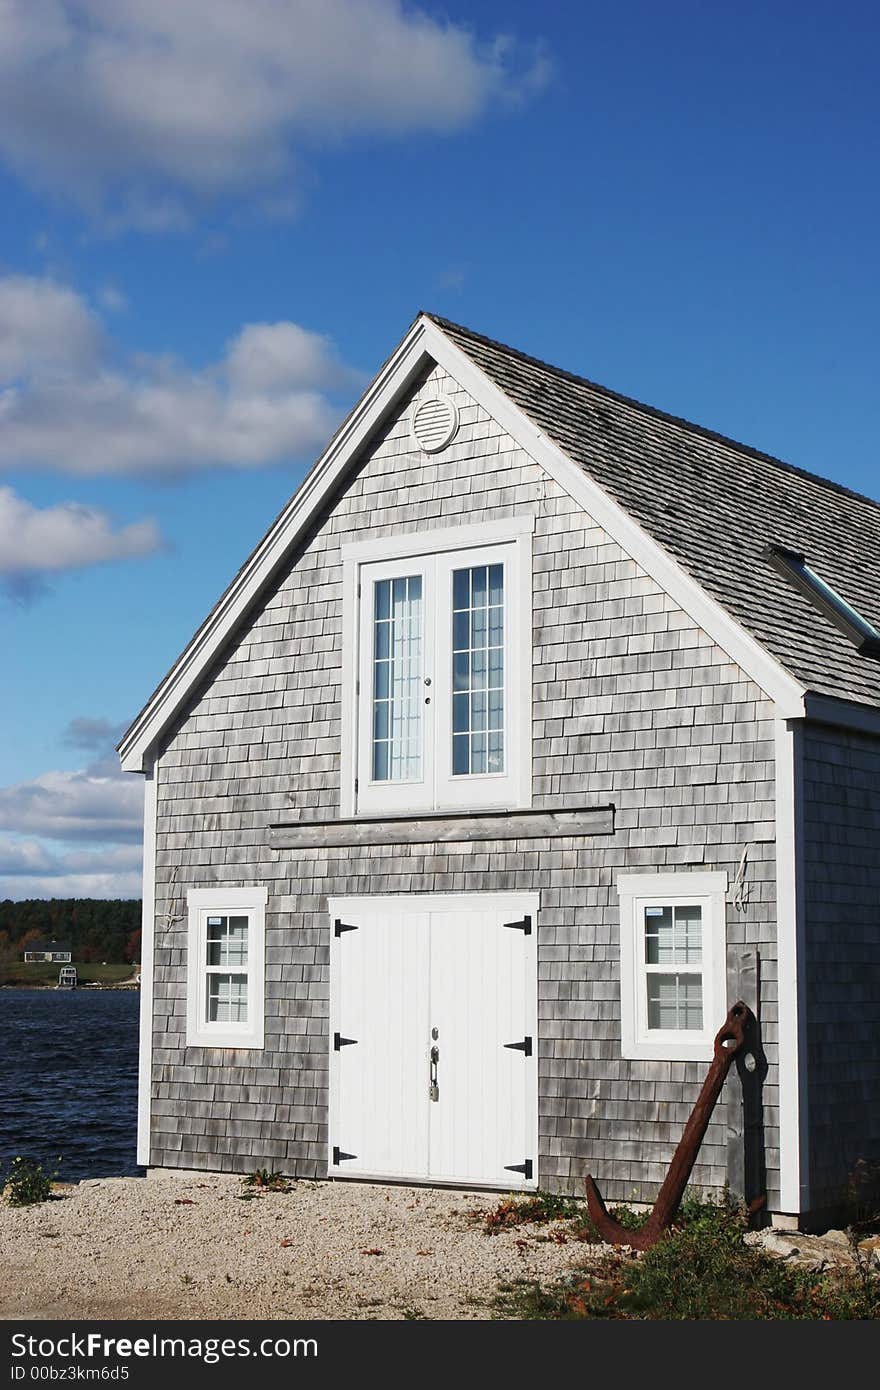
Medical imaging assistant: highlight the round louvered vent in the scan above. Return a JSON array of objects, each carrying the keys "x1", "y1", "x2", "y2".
[{"x1": 411, "y1": 394, "x2": 459, "y2": 453}]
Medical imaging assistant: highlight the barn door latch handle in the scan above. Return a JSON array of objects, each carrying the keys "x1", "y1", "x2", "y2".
[{"x1": 429, "y1": 1044, "x2": 439, "y2": 1101}]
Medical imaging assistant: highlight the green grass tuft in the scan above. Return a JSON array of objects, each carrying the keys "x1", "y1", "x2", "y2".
[
  {"x1": 479, "y1": 1189, "x2": 587, "y2": 1232},
  {"x1": 2, "y1": 1155, "x2": 60, "y2": 1207},
  {"x1": 237, "y1": 1168, "x2": 294, "y2": 1199}
]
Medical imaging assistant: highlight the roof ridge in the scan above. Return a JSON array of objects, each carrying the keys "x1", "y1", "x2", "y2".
[{"x1": 424, "y1": 311, "x2": 880, "y2": 519}]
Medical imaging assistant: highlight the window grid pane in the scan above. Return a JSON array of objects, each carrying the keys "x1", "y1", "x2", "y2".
[
  {"x1": 647, "y1": 973, "x2": 703, "y2": 1031},
  {"x1": 207, "y1": 972, "x2": 248, "y2": 1024},
  {"x1": 206, "y1": 915, "x2": 248, "y2": 967},
  {"x1": 644, "y1": 904, "x2": 702, "y2": 965},
  {"x1": 372, "y1": 575, "x2": 423, "y2": 782},
  {"x1": 452, "y1": 564, "x2": 504, "y2": 775}
]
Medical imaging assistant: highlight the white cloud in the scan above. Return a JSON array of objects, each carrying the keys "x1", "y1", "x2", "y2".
[
  {"x1": 227, "y1": 322, "x2": 359, "y2": 395},
  {"x1": 0, "y1": 275, "x2": 360, "y2": 475},
  {"x1": 0, "y1": 486, "x2": 163, "y2": 575},
  {"x1": 0, "y1": 716, "x2": 144, "y2": 898},
  {"x1": 0, "y1": 838, "x2": 58, "y2": 876},
  {"x1": 61, "y1": 844, "x2": 143, "y2": 876},
  {"x1": 0, "y1": 1, "x2": 548, "y2": 226},
  {"x1": 0, "y1": 275, "x2": 102, "y2": 378},
  {"x1": 0, "y1": 837, "x2": 141, "y2": 879},
  {"x1": 0, "y1": 766, "x2": 143, "y2": 844}
]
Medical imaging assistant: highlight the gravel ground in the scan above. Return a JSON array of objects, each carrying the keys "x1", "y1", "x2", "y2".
[{"x1": 0, "y1": 1172, "x2": 597, "y2": 1321}]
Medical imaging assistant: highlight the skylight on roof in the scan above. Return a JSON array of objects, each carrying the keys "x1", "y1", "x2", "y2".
[{"x1": 765, "y1": 545, "x2": 880, "y2": 658}]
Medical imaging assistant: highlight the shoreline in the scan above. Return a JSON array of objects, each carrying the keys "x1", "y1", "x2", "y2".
[{"x1": 0, "y1": 982, "x2": 140, "y2": 991}]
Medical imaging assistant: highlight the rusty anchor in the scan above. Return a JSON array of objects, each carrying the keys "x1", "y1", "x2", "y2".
[{"x1": 584, "y1": 1000, "x2": 755, "y2": 1250}]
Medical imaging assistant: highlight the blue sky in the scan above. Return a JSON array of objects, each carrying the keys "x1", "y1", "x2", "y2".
[{"x1": 1, "y1": 0, "x2": 879, "y2": 899}]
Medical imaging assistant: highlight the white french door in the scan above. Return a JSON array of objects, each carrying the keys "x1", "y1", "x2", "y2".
[
  {"x1": 329, "y1": 893, "x2": 538, "y2": 1188},
  {"x1": 354, "y1": 541, "x2": 523, "y2": 815}
]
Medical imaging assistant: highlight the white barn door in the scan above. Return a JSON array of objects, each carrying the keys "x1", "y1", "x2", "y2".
[
  {"x1": 329, "y1": 893, "x2": 538, "y2": 1188},
  {"x1": 329, "y1": 902, "x2": 430, "y2": 1179}
]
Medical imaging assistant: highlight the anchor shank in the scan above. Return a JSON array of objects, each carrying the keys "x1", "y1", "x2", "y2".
[{"x1": 585, "y1": 1002, "x2": 754, "y2": 1249}]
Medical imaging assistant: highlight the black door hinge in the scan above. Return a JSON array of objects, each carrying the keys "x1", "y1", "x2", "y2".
[
  {"x1": 332, "y1": 1146, "x2": 357, "y2": 1164},
  {"x1": 333, "y1": 1032, "x2": 358, "y2": 1050},
  {"x1": 334, "y1": 919, "x2": 358, "y2": 937},
  {"x1": 503, "y1": 915, "x2": 532, "y2": 936},
  {"x1": 504, "y1": 1036, "x2": 533, "y2": 1057},
  {"x1": 504, "y1": 1160, "x2": 533, "y2": 1181}
]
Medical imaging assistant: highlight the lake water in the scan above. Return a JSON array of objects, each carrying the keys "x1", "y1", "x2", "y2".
[{"x1": 0, "y1": 989, "x2": 141, "y2": 1183}]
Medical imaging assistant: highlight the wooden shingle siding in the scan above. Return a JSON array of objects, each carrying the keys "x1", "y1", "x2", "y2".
[
  {"x1": 150, "y1": 363, "x2": 780, "y2": 1202},
  {"x1": 802, "y1": 725, "x2": 880, "y2": 1213}
]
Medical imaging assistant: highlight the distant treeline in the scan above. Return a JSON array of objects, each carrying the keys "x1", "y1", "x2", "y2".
[{"x1": 0, "y1": 899, "x2": 142, "y2": 964}]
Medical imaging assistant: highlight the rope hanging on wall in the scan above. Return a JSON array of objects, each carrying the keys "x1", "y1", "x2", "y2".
[
  {"x1": 732, "y1": 844, "x2": 751, "y2": 913},
  {"x1": 161, "y1": 864, "x2": 184, "y2": 930}
]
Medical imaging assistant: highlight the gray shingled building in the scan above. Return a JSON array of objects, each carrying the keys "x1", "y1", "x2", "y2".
[{"x1": 120, "y1": 313, "x2": 880, "y2": 1227}]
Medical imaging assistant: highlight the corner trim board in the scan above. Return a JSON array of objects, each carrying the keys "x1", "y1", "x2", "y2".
[
  {"x1": 775, "y1": 717, "x2": 810, "y2": 1215},
  {"x1": 136, "y1": 761, "x2": 157, "y2": 1167}
]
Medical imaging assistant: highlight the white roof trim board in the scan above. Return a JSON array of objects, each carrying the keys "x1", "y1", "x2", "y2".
[{"x1": 119, "y1": 314, "x2": 810, "y2": 773}]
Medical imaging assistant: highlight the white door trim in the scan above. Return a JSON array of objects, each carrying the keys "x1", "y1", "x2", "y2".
[{"x1": 330, "y1": 892, "x2": 540, "y2": 915}]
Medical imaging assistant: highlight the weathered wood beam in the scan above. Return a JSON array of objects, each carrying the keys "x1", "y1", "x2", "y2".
[{"x1": 269, "y1": 804, "x2": 615, "y2": 850}]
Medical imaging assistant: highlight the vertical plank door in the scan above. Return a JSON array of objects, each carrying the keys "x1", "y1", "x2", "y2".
[
  {"x1": 428, "y1": 904, "x2": 536, "y2": 1186},
  {"x1": 329, "y1": 905, "x2": 430, "y2": 1178}
]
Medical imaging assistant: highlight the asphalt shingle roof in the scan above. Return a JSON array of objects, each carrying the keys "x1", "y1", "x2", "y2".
[{"x1": 431, "y1": 314, "x2": 880, "y2": 710}]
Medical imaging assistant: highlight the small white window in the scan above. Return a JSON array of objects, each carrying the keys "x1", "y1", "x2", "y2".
[
  {"x1": 186, "y1": 886, "x2": 267, "y2": 1049},
  {"x1": 617, "y1": 872, "x2": 728, "y2": 1062},
  {"x1": 341, "y1": 518, "x2": 533, "y2": 816}
]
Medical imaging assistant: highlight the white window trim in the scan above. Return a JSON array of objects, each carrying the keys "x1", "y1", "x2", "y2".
[
  {"x1": 341, "y1": 518, "x2": 533, "y2": 817},
  {"x1": 617, "y1": 871, "x2": 728, "y2": 1062},
  {"x1": 186, "y1": 886, "x2": 267, "y2": 1049}
]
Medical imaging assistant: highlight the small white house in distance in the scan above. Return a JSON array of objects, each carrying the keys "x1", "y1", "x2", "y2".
[
  {"x1": 23, "y1": 943, "x2": 73, "y2": 963},
  {"x1": 119, "y1": 313, "x2": 880, "y2": 1229}
]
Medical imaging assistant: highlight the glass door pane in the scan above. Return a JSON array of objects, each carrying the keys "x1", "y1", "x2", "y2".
[
  {"x1": 451, "y1": 563, "x2": 504, "y2": 775},
  {"x1": 372, "y1": 574, "x2": 423, "y2": 782}
]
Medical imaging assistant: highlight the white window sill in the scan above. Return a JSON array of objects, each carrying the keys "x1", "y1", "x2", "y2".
[
  {"x1": 621, "y1": 1036, "x2": 716, "y2": 1064},
  {"x1": 186, "y1": 1027, "x2": 264, "y2": 1050}
]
